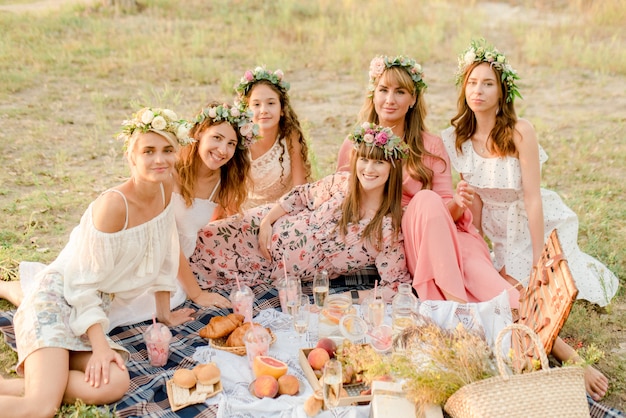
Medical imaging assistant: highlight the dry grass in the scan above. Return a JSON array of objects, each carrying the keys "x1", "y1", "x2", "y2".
[{"x1": 0, "y1": 0, "x2": 624, "y2": 413}]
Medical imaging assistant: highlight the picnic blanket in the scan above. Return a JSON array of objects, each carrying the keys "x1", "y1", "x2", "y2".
[{"x1": 0, "y1": 294, "x2": 623, "y2": 417}]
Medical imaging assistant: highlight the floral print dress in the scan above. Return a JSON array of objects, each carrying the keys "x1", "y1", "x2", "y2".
[{"x1": 190, "y1": 171, "x2": 411, "y2": 291}]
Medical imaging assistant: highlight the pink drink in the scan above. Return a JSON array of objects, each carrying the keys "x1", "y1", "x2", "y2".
[
  {"x1": 144, "y1": 323, "x2": 172, "y2": 367},
  {"x1": 244, "y1": 326, "x2": 271, "y2": 368},
  {"x1": 230, "y1": 285, "x2": 254, "y2": 323}
]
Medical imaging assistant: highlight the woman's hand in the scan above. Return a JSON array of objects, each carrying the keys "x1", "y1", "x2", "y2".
[
  {"x1": 192, "y1": 291, "x2": 231, "y2": 309},
  {"x1": 158, "y1": 307, "x2": 196, "y2": 327},
  {"x1": 84, "y1": 347, "x2": 126, "y2": 388},
  {"x1": 453, "y1": 180, "x2": 475, "y2": 209},
  {"x1": 258, "y1": 218, "x2": 273, "y2": 260}
]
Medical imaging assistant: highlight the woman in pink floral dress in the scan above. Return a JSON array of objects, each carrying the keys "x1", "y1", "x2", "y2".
[{"x1": 190, "y1": 124, "x2": 412, "y2": 307}]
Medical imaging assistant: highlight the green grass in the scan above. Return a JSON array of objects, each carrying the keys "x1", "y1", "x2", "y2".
[{"x1": 0, "y1": 0, "x2": 624, "y2": 414}]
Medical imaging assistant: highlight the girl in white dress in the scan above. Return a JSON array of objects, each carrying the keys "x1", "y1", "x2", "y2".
[
  {"x1": 0, "y1": 108, "x2": 193, "y2": 417},
  {"x1": 443, "y1": 39, "x2": 618, "y2": 401},
  {"x1": 235, "y1": 67, "x2": 312, "y2": 208}
]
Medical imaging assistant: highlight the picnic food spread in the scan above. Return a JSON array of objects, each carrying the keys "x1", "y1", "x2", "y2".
[{"x1": 168, "y1": 363, "x2": 223, "y2": 411}]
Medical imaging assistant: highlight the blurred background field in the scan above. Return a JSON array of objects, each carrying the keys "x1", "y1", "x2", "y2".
[{"x1": 0, "y1": 0, "x2": 624, "y2": 414}]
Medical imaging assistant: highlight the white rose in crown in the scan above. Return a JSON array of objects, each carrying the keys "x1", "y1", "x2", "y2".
[
  {"x1": 463, "y1": 50, "x2": 476, "y2": 67},
  {"x1": 176, "y1": 123, "x2": 191, "y2": 141},
  {"x1": 162, "y1": 109, "x2": 178, "y2": 121},
  {"x1": 240, "y1": 122, "x2": 253, "y2": 138},
  {"x1": 230, "y1": 107, "x2": 241, "y2": 117},
  {"x1": 141, "y1": 109, "x2": 155, "y2": 124},
  {"x1": 208, "y1": 108, "x2": 217, "y2": 118},
  {"x1": 151, "y1": 116, "x2": 167, "y2": 131}
]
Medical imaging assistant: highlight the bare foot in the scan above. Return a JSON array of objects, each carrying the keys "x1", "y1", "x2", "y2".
[{"x1": 585, "y1": 365, "x2": 608, "y2": 401}]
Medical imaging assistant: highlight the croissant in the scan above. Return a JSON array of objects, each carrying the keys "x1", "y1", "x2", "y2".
[
  {"x1": 225, "y1": 322, "x2": 268, "y2": 347},
  {"x1": 199, "y1": 313, "x2": 245, "y2": 339}
]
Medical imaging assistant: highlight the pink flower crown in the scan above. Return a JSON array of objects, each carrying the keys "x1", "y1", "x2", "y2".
[
  {"x1": 368, "y1": 55, "x2": 427, "y2": 97},
  {"x1": 235, "y1": 66, "x2": 290, "y2": 98},
  {"x1": 194, "y1": 102, "x2": 260, "y2": 149},
  {"x1": 349, "y1": 123, "x2": 409, "y2": 160}
]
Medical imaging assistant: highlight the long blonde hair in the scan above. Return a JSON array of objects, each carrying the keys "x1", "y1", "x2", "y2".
[
  {"x1": 337, "y1": 143, "x2": 404, "y2": 251},
  {"x1": 451, "y1": 61, "x2": 518, "y2": 156},
  {"x1": 176, "y1": 103, "x2": 251, "y2": 214},
  {"x1": 359, "y1": 66, "x2": 444, "y2": 189}
]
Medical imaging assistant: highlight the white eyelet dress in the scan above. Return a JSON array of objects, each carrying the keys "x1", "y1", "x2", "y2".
[{"x1": 442, "y1": 127, "x2": 619, "y2": 307}]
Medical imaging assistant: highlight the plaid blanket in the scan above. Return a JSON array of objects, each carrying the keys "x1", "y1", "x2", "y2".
[{"x1": 1, "y1": 288, "x2": 623, "y2": 417}]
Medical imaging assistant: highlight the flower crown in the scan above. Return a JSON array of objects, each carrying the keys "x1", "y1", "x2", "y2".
[
  {"x1": 235, "y1": 66, "x2": 290, "y2": 97},
  {"x1": 368, "y1": 55, "x2": 427, "y2": 96},
  {"x1": 349, "y1": 122, "x2": 409, "y2": 160},
  {"x1": 194, "y1": 102, "x2": 260, "y2": 149},
  {"x1": 117, "y1": 107, "x2": 194, "y2": 150},
  {"x1": 456, "y1": 39, "x2": 522, "y2": 103}
]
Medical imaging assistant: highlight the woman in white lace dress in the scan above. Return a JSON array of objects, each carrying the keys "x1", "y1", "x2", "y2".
[
  {"x1": 0, "y1": 108, "x2": 192, "y2": 417},
  {"x1": 235, "y1": 67, "x2": 312, "y2": 208},
  {"x1": 443, "y1": 39, "x2": 617, "y2": 401}
]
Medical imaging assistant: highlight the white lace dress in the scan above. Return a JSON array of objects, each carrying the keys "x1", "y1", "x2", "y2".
[
  {"x1": 244, "y1": 136, "x2": 293, "y2": 209},
  {"x1": 442, "y1": 127, "x2": 619, "y2": 307},
  {"x1": 14, "y1": 189, "x2": 179, "y2": 373}
]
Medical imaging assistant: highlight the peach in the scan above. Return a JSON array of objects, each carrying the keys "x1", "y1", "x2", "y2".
[
  {"x1": 315, "y1": 337, "x2": 337, "y2": 358},
  {"x1": 277, "y1": 374, "x2": 300, "y2": 396},
  {"x1": 253, "y1": 375, "x2": 279, "y2": 398},
  {"x1": 307, "y1": 347, "x2": 330, "y2": 371}
]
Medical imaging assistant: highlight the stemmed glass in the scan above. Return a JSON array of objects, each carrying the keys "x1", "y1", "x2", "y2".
[
  {"x1": 312, "y1": 270, "x2": 329, "y2": 312},
  {"x1": 284, "y1": 277, "x2": 301, "y2": 339},
  {"x1": 322, "y1": 358, "x2": 343, "y2": 417},
  {"x1": 293, "y1": 294, "x2": 310, "y2": 347}
]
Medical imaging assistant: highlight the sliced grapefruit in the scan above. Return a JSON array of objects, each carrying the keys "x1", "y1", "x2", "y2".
[{"x1": 252, "y1": 355, "x2": 288, "y2": 379}]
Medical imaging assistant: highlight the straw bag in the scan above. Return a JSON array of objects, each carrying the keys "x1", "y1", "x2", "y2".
[{"x1": 444, "y1": 323, "x2": 588, "y2": 418}]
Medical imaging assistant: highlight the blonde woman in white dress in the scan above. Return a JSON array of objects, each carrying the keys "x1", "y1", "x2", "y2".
[{"x1": 0, "y1": 108, "x2": 192, "y2": 417}]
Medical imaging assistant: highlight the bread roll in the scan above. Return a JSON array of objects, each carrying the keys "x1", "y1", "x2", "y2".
[
  {"x1": 173, "y1": 368, "x2": 197, "y2": 389},
  {"x1": 199, "y1": 313, "x2": 245, "y2": 339},
  {"x1": 195, "y1": 362, "x2": 221, "y2": 385}
]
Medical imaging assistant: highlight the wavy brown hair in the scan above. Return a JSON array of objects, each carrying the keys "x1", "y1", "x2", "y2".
[
  {"x1": 337, "y1": 143, "x2": 404, "y2": 251},
  {"x1": 359, "y1": 66, "x2": 444, "y2": 190},
  {"x1": 176, "y1": 102, "x2": 251, "y2": 215},
  {"x1": 450, "y1": 61, "x2": 518, "y2": 157},
  {"x1": 242, "y1": 79, "x2": 312, "y2": 184}
]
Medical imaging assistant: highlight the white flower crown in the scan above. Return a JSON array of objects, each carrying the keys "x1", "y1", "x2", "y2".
[
  {"x1": 235, "y1": 66, "x2": 290, "y2": 97},
  {"x1": 456, "y1": 39, "x2": 522, "y2": 103},
  {"x1": 117, "y1": 107, "x2": 194, "y2": 150},
  {"x1": 368, "y1": 55, "x2": 427, "y2": 96},
  {"x1": 194, "y1": 102, "x2": 260, "y2": 149}
]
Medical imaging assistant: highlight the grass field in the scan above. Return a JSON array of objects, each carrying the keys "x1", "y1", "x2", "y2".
[{"x1": 0, "y1": 0, "x2": 624, "y2": 415}]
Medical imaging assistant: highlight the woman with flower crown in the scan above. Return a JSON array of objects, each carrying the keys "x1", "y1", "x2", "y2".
[
  {"x1": 104, "y1": 101, "x2": 259, "y2": 326},
  {"x1": 235, "y1": 66, "x2": 312, "y2": 209},
  {"x1": 336, "y1": 55, "x2": 518, "y2": 308},
  {"x1": 2, "y1": 103, "x2": 259, "y2": 326},
  {"x1": 0, "y1": 108, "x2": 191, "y2": 417},
  {"x1": 189, "y1": 124, "x2": 411, "y2": 306},
  {"x1": 442, "y1": 39, "x2": 618, "y2": 400}
]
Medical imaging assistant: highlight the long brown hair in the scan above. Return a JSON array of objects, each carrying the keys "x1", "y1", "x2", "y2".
[
  {"x1": 450, "y1": 61, "x2": 518, "y2": 156},
  {"x1": 176, "y1": 102, "x2": 251, "y2": 215},
  {"x1": 337, "y1": 143, "x2": 404, "y2": 251},
  {"x1": 359, "y1": 66, "x2": 444, "y2": 190},
  {"x1": 242, "y1": 80, "x2": 312, "y2": 184}
]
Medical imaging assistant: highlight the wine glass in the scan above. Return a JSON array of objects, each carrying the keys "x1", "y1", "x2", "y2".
[
  {"x1": 293, "y1": 294, "x2": 310, "y2": 347},
  {"x1": 284, "y1": 277, "x2": 301, "y2": 339},
  {"x1": 312, "y1": 270, "x2": 329, "y2": 311},
  {"x1": 322, "y1": 358, "x2": 343, "y2": 416}
]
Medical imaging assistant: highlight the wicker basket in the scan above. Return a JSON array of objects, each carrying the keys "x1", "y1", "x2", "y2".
[
  {"x1": 209, "y1": 328, "x2": 277, "y2": 356},
  {"x1": 444, "y1": 323, "x2": 588, "y2": 418}
]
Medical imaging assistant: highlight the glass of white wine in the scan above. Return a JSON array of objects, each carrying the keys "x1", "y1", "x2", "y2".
[
  {"x1": 322, "y1": 358, "x2": 343, "y2": 416},
  {"x1": 312, "y1": 270, "x2": 329, "y2": 311},
  {"x1": 293, "y1": 294, "x2": 310, "y2": 347}
]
